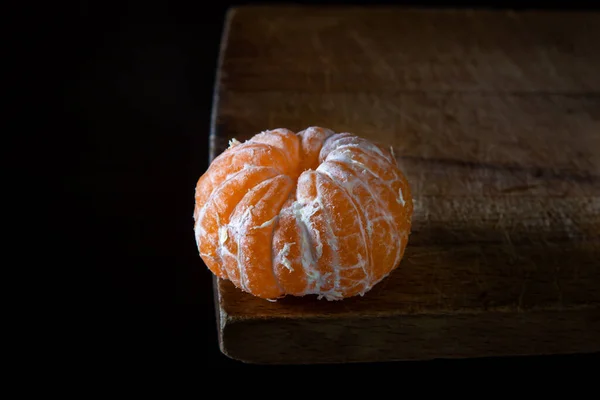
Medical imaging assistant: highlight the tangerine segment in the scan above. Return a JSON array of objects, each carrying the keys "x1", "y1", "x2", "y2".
[
  {"x1": 319, "y1": 160, "x2": 400, "y2": 284},
  {"x1": 293, "y1": 171, "x2": 334, "y2": 295},
  {"x1": 313, "y1": 171, "x2": 370, "y2": 298},
  {"x1": 297, "y1": 127, "x2": 334, "y2": 172},
  {"x1": 323, "y1": 147, "x2": 412, "y2": 281},
  {"x1": 293, "y1": 171, "x2": 369, "y2": 300},
  {"x1": 272, "y1": 197, "x2": 309, "y2": 296},
  {"x1": 224, "y1": 174, "x2": 295, "y2": 299},
  {"x1": 250, "y1": 129, "x2": 301, "y2": 178},
  {"x1": 194, "y1": 165, "x2": 281, "y2": 279},
  {"x1": 194, "y1": 142, "x2": 289, "y2": 212}
]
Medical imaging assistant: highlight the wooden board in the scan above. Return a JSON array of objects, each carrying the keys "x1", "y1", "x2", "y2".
[{"x1": 209, "y1": 6, "x2": 600, "y2": 364}]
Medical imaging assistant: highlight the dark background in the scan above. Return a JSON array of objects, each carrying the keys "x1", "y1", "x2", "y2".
[{"x1": 47, "y1": 0, "x2": 599, "y2": 368}]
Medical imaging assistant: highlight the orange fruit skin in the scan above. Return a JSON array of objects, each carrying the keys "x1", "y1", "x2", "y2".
[{"x1": 194, "y1": 127, "x2": 413, "y2": 301}]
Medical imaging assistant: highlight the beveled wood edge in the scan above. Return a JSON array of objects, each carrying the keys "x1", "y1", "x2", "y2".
[
  {"x1": 216, "y1": 304, "x2": 600, "y2": 364},
  {"x1": 209, "y1": 7, "x2": 237, "y2": 163}
]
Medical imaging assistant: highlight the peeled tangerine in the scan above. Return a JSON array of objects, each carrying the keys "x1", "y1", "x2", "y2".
[{"x1": 193, "y1": 127, "x2": 413, "y2": 301}]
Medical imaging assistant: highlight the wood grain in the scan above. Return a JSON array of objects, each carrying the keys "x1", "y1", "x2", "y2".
[{"x1": 208, "y1": 6, "x2": 600, "y2": 364}]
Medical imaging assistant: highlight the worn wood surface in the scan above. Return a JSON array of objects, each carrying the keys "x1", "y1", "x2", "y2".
[{"x1": 209, "y1": 6, "x2": 600, "y2": 364}]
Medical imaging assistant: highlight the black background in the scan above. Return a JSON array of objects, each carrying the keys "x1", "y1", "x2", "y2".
[{"x1": 41, "y1": 0, "x2": 599, "y2": 369}]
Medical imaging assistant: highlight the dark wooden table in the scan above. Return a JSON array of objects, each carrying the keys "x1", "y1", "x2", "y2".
[{"x1": 209, "y1": 6, "x2": 600, "y2": 364}]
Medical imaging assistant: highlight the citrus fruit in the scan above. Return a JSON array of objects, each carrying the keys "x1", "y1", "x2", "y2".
[{"x1": 194, "y1": 127, "x2": 413, "y2": 301}]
